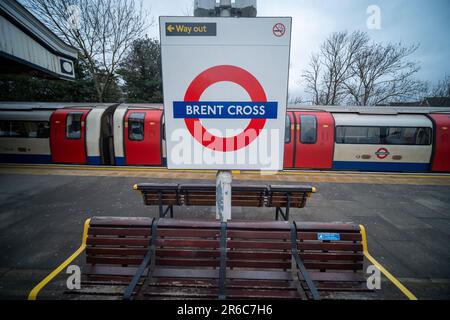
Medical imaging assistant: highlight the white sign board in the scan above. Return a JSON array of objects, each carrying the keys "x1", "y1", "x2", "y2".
[{"x1": 160, "y1": 17, "x2": 291, "y2": 170}]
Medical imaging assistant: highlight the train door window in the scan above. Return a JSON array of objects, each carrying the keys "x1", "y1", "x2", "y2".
[
  {"x1": 285, "y1": 115, "x2": 291, "y2": 143},
  {"x1": 128, "y1": 112, "x2": 145, "y2": 141},
  {"x1": 66, "y1": 113, "x2": 83, "y2": 139},
  {"x1": 299, "y1": 115, "x2": 316, "y2": 144}
]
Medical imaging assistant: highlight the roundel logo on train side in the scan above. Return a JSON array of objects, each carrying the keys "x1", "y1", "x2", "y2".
[
  {"x1": 173, "y1": 65, "x2": 278, "y2": 152},
  {"x1": 375, "y1": 147, "x2": 390, "y2": 159}
]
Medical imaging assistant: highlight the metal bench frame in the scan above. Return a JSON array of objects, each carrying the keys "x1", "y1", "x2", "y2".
[
  {"x1": 29, "y1": 217, "x2": 418, "y2": 300},
  {"x1": 134, "y1": 183, "x2": 315, "y2": 221}
]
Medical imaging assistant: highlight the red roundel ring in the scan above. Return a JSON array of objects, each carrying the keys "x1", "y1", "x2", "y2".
[
  {"x1": 375, "y1": 147, "x2": 389, "y2": 159},
  {"x1": 184, "y1": 65, "x2": 267, "y2": 152}
]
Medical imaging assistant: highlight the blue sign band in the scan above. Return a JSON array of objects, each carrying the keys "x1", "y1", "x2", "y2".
[
  {"x1": 317, "y1": 233, "x2": 341, "y2": 241},
  {"x1": 173, "y1": 101, "x2": 278, "y2": 119}
]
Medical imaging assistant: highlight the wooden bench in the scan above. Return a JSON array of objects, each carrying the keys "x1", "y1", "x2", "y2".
[
  {"x1": 135, "y1": 183, "x2": 315, "y2": 221},
  {"x1": 30, "y1": 217, "x2": 388, "y2": 300}
]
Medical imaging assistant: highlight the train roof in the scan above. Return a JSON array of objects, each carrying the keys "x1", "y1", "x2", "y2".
[
  {"x1": 1, "y1": 102, "x2": 449, "y2": 115},
  {"x1": 333, "y1": 113, "x2": 433, "y2": 127},
  {"x1": 0, "y1": 102, "x2": 117, "y2": 111},
  {"x1": 118, "y1": 103, "x2": 164, "y2": 110},
  {"x1": 287, "y1": 105, "x2": 450, "y2": 114}
]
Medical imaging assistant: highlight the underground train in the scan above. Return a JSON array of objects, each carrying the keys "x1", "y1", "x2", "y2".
[{"x1": 0, "y1": 102, "x2": 449, "y2": 172}]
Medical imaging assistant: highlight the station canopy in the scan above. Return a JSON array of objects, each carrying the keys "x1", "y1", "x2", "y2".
[{"x1": 0, "y1": 0, "x2": 78, "y2": 80}]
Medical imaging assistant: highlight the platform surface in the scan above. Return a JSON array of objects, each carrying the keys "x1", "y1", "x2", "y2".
[{"x1": 0, "y1": 165, "x2": 449, "y2": 299}]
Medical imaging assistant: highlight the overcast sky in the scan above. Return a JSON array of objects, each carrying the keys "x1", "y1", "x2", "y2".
[{"x1": 143, "y1": 0, "x2": 450, "y2": 99}]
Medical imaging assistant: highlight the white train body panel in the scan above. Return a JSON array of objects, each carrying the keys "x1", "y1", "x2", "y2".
[
  {"x1": 85, "y1": 106, "x2": 106, "y2": 164},
  {"x1": 332, "y1": 114, "x2": 433, "y2": 171},
  {"x1": 113, "y1": 105, "x2": 127, "y2": 165}
]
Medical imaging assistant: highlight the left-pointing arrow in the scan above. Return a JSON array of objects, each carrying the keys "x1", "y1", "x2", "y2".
[{"x1": 167, "y1": 24, "x2": 174, "y2": 32}]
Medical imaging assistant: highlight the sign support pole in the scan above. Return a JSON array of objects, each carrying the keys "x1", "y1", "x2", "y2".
[{"x1": 216, "y1": 170, "x2": 232, "y2": 221}]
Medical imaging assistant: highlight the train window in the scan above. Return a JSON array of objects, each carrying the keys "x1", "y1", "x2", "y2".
[
  {"x1": 0, "y1": 121, "x2": 7, "y2": 137},
  {"x1": 0, "y1": 121, "x2": 49, "y2": 138},
  {"x1": 385, "y1": 127, "x2": 431, "y2": 145},
  {"x1": 300, "y1": 115, "x2": 317, "y2": 144},
  {"x1": 66, "y1": 113, "x2": 83, "y2": 139},
  {"x1": 336, "y1": 126, "x2": 432, "y2": 145},
  {"x1": 128, "y1": 112, "x2": 145, "y2": 141},
  {"x1": 285, "y1": 115, "x2": 291, "y2": 143},
  {"x1": 336, "y1": 126, "x2": 381, "y2": 144}
]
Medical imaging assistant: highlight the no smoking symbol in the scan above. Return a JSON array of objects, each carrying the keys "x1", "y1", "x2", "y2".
[{"x1": 272, "y1": 23, "x2": 286, "y2": 37}]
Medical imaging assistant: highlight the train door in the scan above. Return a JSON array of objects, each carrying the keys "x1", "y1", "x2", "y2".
[
  {"x1": 99, "y1": 105, "x2": 118, "y2": 165},
  {"x1": 294, "y1": 112, "x2": 334, "y2": 169},
  {"x1": 283, "y1": 112, "x2": 296, "y2": 168},
  {"x1": 429, "y1": 113, "x2": 450, "y2": 172},
  {"x1": 50, "y1": 109, "x2": 90, "y2": 164},
  {"x1": 124, "y1": 109, "x2": 162, "y2": 165}
]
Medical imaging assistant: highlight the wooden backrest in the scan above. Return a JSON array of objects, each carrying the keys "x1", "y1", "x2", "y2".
[
  {"x1": 135, "y1": 183, "x2": 315, "y2": 208},
  {"x1": 84, "y1": 217, "x2": 363, "y2": 282},
  {"x1": 179, "y1": 184, "x2": 216, "y2": 206},
  {"x1": 267, "y1": 185, "x2": 314, "y2": 208},
  {"x1": 178, "y1": 184, "x2": 267, "y2": 207},
  {"x1": 85, "y1": 217, "x2": 153, "y2": 281},
  {"x1": 135, "y1": 183, "x2": 180, "y2": 206},
  {"x1": 231, "y1": 185, "x2": 267, "y2": 207},
  {"x1": 294, "y1": 222, "x2": 363, "y2": 273},
  {"x1": 155, "y1": 219, "x2": 222, "y2": 269}
]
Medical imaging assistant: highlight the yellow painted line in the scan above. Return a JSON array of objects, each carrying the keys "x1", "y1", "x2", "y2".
[
  {"x1": 1, "y1": 164, "x2": 450, "y2": 180},
  {"x1": 28, "y1": 218, "x2": 91, "y2": 300},
  {"x1": 0, "y1": 164, "x2": 216, "y2": 174},
  {"x1": 360, "y1": 224, "x2": 418, "y2": 300}
]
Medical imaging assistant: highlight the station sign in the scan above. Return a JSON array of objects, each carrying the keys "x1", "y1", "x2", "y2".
[{"x1": 160, "y1": 16, "x2": 291, "y2": 170}]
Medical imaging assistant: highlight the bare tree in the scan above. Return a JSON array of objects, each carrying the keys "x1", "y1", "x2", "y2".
[
  {"x1": 288, "y1": 94, "x2": 303, "y2": 105},
  {"x1": 432, "y1": 75, "x2": 450, "y2": 97},
  {"x1": 301, "y1": 31, "x2": 368, "y2": 105},
  {"x1": 302, "y1": 54, "x2": 321, "y2": 104},
  {"x1": 302, "y1": 31, "x2": 424, "y2": 106},
  {"x1": 25, "y1": 0, "x2": 153, "y2": 102},
  {"x1": 181, "y1": 0, "x2": 194, "y2": 16},
  {"x1": 344, "y1": 42, "x2": 422, "y2": 105}
]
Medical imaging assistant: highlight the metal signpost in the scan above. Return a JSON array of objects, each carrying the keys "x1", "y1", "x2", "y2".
[{"x1": 160, "y1": 11, "x2": 291, "y2": 221}]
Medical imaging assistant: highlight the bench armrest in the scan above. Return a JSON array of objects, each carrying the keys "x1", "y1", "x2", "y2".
[
  {"x1": 28, "y1": 218, "x2": 91, "y2": 300},
  {"x1": 359, "y1": 224, "x2": 417, "y2": 300}
]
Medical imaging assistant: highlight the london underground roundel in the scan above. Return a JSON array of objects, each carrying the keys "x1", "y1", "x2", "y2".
[{"x1": 183, "y1": 65, "x2": 268, "y2": 152}]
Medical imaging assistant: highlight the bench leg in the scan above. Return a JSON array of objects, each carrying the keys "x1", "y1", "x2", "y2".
[
  {"x1": 162, "y1": 205, "x2": 173, "y2": 218},
  {"x1": 285, "y1": 193, "x2": 291, "y2": 221},
  {"x1": 275, "y1": 194, "x2": 291, "y2": 221},
  {"x1": 275, "y1": 207, "x2": 289, "y2": 221},
  {"x1": 158, "y1": 192, "x2": 163, "y2": 218}
]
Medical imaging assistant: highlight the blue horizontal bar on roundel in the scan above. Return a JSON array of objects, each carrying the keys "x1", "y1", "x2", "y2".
[{"x1": 173, "y1": 101, "x2": 278, "y2": 119}]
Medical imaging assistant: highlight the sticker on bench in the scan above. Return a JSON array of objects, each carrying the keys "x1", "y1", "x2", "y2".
[{"x1": 317, "y1": 233, "x2": 340, "y2": 241}]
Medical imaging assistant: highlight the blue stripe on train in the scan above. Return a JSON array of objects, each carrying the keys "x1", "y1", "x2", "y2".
[
  {"x1": 87, "y1": 156, "x2": 101, "y2": 165},
  {"x1": 332, "y1": 161, "x2": 430, "y2": 172},
  {"x1": 0, "y1": 154, "x2": 52, "y2": 163},
  {"x1": 115, "y1": 157, "x2": 125, "y2": 166}
]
